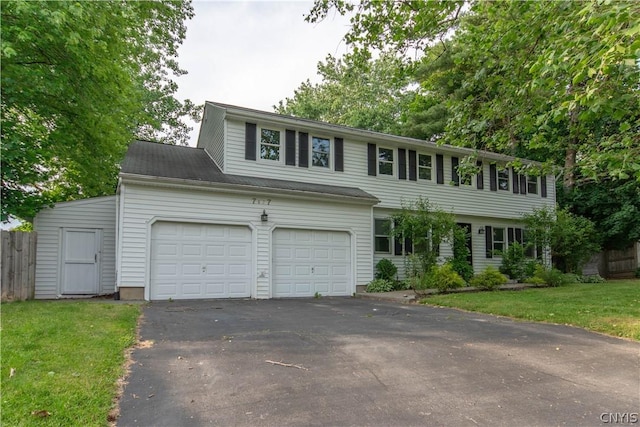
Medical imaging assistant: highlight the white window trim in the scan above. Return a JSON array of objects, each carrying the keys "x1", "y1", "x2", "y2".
[
  {"x1": 418, "y1": 153, "x2": 433, "y2": 181},
  {"x1": 378, "y1": 147, "x2": 395, "y2": 177},
  {"x1": 527, "y1": 176, "x2": 538, "y2": 194},
  {"x1": 311, "y1": 135, "x2": 331, "y2": 169},
  {"x1": 498, "y1": 168, "x2": 510, "y2": 191},
  {"x1": 493, "y1": 227, "x2": 506, "y2": 254},
  {"x1": 258, "y1": 126, "x2": 284, "y2": 164},
  {"x1": 374, "y1": 218, "x2": 391, "y2": 254}
]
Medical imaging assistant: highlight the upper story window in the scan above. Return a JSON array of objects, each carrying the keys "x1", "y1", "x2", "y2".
[
  {"x1": 312, "y1": 136, "x2": 330, "y2": 168},
  {"x1": 527, "y1": 176, "x2": 538, "y2": 194},
  {"x1": 378, "y1": 148, "x2": 394, "y2": 176},
  {"x1": 460, "y1": 171, "x2": 472, "y2": 186},
  {"x1": 418, "y1": 154, "x2": 432, "y2": 180},
  {"x1": 260, "y1": 128, "x2": 281, "y2": 161},
  {"x1": 374, "y1": 219, "x2": 391, "y2": 253},
  {"x1": 498, "y1": 168, "x2": 510, "y2": 191}
]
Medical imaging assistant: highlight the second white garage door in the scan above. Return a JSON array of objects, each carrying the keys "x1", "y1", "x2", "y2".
[
  {"x1": 273, "y1": 229, "x2": 351, "y2": 297},
  {"x1": 150, "y1": 222, "x2": 252, "y2": 300}
]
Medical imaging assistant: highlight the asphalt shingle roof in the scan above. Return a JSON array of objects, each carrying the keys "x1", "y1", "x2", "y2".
[{"x1": 120, "y1": 141, "x2": 378, "y2": 202}]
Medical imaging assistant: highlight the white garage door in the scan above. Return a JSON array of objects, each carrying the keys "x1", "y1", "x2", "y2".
[
  {"x1": 150, "y1": 222, "x2": 252, "y2": 300},
  {"x1": 273, "y1": 229, "x2": 351, "y2": 297}
]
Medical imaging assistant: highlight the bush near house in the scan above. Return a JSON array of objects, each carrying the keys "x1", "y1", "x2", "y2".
[
  {"x1": 470, "y1": 266, "x2": 508, "y2": 290},
  {"x1": 366, "y1": 278, "x2": 395, "y2": 293}
]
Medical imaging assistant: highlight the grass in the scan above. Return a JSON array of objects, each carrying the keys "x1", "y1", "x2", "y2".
[
  {"x1": 421, "y1": 280, "x2": 640, "y2": 341},
  {"x1": 1, "y1": 301, "x2": 141, "y2": 426}
]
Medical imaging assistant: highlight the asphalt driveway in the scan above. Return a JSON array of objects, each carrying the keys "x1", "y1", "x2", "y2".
[{"x1": 118, "y1": 298, "x2": 639, "y2": 426}]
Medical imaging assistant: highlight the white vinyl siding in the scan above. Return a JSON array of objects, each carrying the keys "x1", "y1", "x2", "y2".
[
  {"x1": 33, "y1": 196, "x2": 116, "y2": 299},
  {"x1": 118, "y1": 183, "x2": 373, "y2": 299},
  {"x1": 196, "y1": 103, "x2": 225, "y2": 170},
  {"x1": 223, "y1": 119, "x2": 555, "y2": 220}
]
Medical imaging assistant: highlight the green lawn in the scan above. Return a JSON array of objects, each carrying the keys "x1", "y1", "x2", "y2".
[
  {"x1": 421, "y1": 280, "x2": 640, "y2": 340},
  {"x1": 1, "y1": 301, "x2": 141, "y2": 426}
]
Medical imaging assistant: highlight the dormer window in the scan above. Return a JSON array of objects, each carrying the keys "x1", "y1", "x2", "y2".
[
  {"x1": 260, "y1": 128, "x2": 281, "y2": 161},
  {"x1": 312, "y1": 136, "x2": 330, "y2": 168},
  {"x1": 378, "y1": 148, "x2": 394, "y2": 176}
]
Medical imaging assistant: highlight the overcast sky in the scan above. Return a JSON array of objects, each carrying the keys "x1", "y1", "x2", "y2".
[{"x1": 175, "y1": 1, "x2": 352, "y2": 145}]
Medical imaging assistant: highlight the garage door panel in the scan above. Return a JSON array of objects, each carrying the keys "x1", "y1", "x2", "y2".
[
  {"x1": 274, "y1": 229, "x2": 351, "y2": 297},
  {"x1": 206, "y1": 245, "x2": 225, "y2": 257},
  {"x1": 151, "y1": 222, "x2": 252, "y2": 300}
]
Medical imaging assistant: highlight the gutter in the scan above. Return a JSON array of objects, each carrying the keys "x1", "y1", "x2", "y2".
[{"x1": 118, "y1": 173, "x2": 380, "y2": 206}]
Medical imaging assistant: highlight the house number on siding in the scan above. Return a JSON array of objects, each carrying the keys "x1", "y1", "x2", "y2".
[{"x1": 252, "y1": 198, "x2": 272, "y2": 205}]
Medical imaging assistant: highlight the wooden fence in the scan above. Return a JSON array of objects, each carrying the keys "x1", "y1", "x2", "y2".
[
  {"x1": 605, "y1": 242, "x2": 639, "y2": 279},
  {"x1": 1, "y1": 231, "x2": 37, "y2": 301}
]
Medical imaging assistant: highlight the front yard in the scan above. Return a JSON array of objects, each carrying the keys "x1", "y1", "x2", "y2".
[
  {"x1": 1, "y1": 301, "x2": 141, "y2": 426},
  {"x1": 422, "y1": 280, "x2": 640, "y2": 340}
]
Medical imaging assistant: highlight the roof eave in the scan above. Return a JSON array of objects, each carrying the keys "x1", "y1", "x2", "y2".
[{"x1": 118, "y1": 173, "x2": 380, "y2": 206}]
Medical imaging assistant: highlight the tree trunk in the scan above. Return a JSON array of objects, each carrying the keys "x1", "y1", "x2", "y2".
[{"x1": 563, "y1": 145, "x2": 577, "y2": 190}]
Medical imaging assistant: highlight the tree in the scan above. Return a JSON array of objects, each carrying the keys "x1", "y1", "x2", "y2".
[
  {"x1": 523, "y1": 206, "x2": 600, "y2": 274},
  {"x1": 307, "y1": 0, "x2": 640, "y2": 185},
  {"x1": 391, "y1": 197, "x2": 458, "y2": 274},
  {"x1": 276, "y1": 53, "x2": 415, "y2": 135},
  {"x1": 1, "y1": 0, "x2": 200, "y2": 222},
  {"x1": 559, "y1": 179, "x2": 640, "y2": 250}
]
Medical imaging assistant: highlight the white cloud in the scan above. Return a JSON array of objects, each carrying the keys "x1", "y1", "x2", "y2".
[{"x1": 175, "y1": 1, "x2": 351, "y2": 145}]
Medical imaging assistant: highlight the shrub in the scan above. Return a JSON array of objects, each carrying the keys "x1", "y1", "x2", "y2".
[
  {"x1": 470, "y1": 266, "x2": 508, "y2": 290},
  {"x1": 532, "y1": 265, "x2": 571, "y2": 287},
  {"x1": 425, "y1": 263, "x2": 466, "y2": 293},
  {"x1": 577, "y1": 274, "x2": 605, "y2": 283},
  {"x1": 393, "y1": 279, "x2": 412, "y2": 291},
  {"x1": 524, "y1": 276, "x2": 547, "y2": 286},
  {"x1": 375, "y1": 258, "x2": 398, "y2": 281},
  {"x1": 498, "y1": 242, "x2": 540, "y2": 282},
  {"x1": 366, "y1": 278, "x2": 395, "y2": 293}
]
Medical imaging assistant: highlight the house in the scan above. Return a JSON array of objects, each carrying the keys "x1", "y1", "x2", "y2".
[{"x1": 34, "y1": 102, "x2": 555, "y2": 300}]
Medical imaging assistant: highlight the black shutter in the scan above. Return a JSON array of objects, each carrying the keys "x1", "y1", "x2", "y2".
[
  {"x1": 476, "y1": 161, "x2": 484, "y2": 189},
  {"x1": 285, "y1": 129, "x2": 296, "y2": 166},
  {"x1": 245, "y1": 123, "x2": 257, "y2": 161},
  {"x1": 520, "y1": 174, "x2": 527, "y2": 195},
  {"x1": 490, "y1": 164, "x2": 497, "y2": 191},
  {"x1": 398, "y1": 148, "x2": 407, "y2": 180},
  {"x1": 299, "y1": 132, "x2": 309, "y2": 167},
  {"x1": 404, "y1": 237, "x2": 413, "y2": 254},
  {"x1": 394, "y1": 237, "x2": 403, "y2": 255},
  {"x1": 436, "y1": 154, "x2": 444, "y2": 184},
  {"x1": 485, "y1": 226, "x2": 493, "y2": 258},
  {"x1": 507, "y1": 227, "x2": 515, "y2": 245},
  {"x1": 408, "y1": 150, "x2": 417, "y2": 181},
  {"x1": 541, "y1": 176, "x2": 548, "y2": 198},
  {"x1": 512, "y1": 169, "x2": 520, "y2": 194},
  {"x1": 515, "y1": 228, "x2": 523, "y2": 244},
  {"x1": 367, "y1": 143, "x2": 377, "y2": 176},
  {"x1": 334, "y1": 137, "x2": 344, "y2": 172},
  {"x1": 452, "y1": 156, "x2": 460, "y2": 186}
]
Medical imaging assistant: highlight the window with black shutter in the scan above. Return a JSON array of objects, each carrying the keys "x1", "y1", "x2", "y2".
[
  {"x1": 436, "y1": 154, "x2": 444, "y2": 184},
  {"x1": 285, "y1": 129, "x2": 296, "y2": 166},
  {"x1": 334, "y1": 137, "x2": 344, "y2": 172},
  {"x1": 476, "y1": 161, "x2": 484, "y2": 189},
  {"x1": 298, "y1": 132, "x2": 309, "y2": 167},
  {"x1": 490, "y1": 164, "x2": 497, "y2": 191},
  {"x1": 398, "y1": 148, "x2": 407, "y2": 180},
  {"x1": 367, "y1": 143, "x2": 376, "y2": 176},
  {"x1": 245, "y1": 123, "x2": 257, "y2": 161},
  {"x1": 452, "y1": 156, "x2": 459, "y2": 186}
]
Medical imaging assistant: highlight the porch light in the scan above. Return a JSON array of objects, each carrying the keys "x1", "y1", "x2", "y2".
[
  {"x1": 261, "y1": 210, "x2": 268, "y2": 223},
  {"x1": 478, "y1": 227, "x2": 485, "y2": 235}
]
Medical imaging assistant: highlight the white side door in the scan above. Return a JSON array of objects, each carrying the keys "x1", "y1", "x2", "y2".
[{"x1": 61, "y1": 228, "x2": 100, "y2": 294}]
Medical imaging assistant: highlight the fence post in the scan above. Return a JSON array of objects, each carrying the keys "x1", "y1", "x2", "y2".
[{"x1": 1, "y1": 231, "x2": 37, "y2": 301}]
